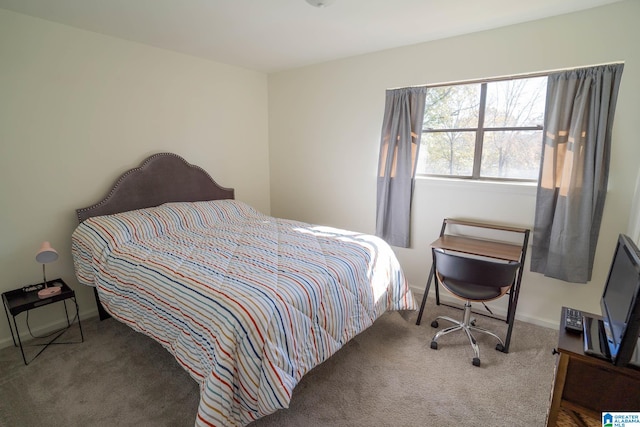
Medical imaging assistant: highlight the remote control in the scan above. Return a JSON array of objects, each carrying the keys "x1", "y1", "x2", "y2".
[
  {"x1": 564, "y1": 308, "x2": 584, "y2": 333},
  {"x1": 22, "y1": 284, "x2": 44, "y2": 293}
]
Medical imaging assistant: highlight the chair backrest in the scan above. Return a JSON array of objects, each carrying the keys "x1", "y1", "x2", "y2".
[{"x1": 434, "y1": 249, "x2": 520, "y2": 289}]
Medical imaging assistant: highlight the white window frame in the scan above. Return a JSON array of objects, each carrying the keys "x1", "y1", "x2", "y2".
[{"x1": 417, "y1": 74, "x2": 548, "y2": 182}]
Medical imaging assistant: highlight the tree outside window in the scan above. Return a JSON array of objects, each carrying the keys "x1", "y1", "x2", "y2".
[{"x1": 416, "y1": 76, "x2": 547, "y2": 181}]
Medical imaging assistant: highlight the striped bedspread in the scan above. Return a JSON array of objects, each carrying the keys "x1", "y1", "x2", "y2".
[{"x1": 71, "y1": 200, "x2": 416, "y2": 426}]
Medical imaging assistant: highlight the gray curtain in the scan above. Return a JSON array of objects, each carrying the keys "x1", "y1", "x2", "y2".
[
  {"x1": 531, "y1": 64, "x2": 624, "y2": 283},
  {"x1": 375, "y1": 87, "x2": 427, "y2": 247}
]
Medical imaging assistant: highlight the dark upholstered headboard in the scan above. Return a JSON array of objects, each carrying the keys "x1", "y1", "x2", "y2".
[
  {"x1": 76, "y1": 152, "x2": 235, "y2": 320},
  {"x1": 76, "y1": 152, "x2": 235, "y2": 222}
]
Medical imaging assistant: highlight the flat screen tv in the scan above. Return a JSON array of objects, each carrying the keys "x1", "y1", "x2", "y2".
[{"x1": 600, "y1": 234, "x2": 640, "y2": 366}]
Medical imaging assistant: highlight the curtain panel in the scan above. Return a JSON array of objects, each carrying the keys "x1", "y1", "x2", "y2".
[
  {"x1": 375, "y1": 87, "x2": 427, "y2": 248},
  {"x1": 531, "y1": 64, "x2": 624, "y2": 283}
]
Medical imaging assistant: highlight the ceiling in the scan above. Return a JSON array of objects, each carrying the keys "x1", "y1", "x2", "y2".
[{"x1": 0, "y1": 0, "x2": 623, "y2": 72}]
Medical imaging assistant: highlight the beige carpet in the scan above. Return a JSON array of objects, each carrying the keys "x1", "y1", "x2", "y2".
[{"x1": 0, "y1": 299, "x2": 559, "y2": 426}]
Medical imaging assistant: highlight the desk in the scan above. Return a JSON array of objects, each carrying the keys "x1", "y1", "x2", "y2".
[
  {"x1": 546, "y1": 307, "x2": 640, "y2": 426},
  {"x1": 416, "y1": 218, "x2": 529, "y2": 353}
]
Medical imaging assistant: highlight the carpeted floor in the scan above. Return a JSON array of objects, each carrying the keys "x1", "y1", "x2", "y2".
[{"x1": 0, "y1": 299, "x2": 560, "y2": 426}]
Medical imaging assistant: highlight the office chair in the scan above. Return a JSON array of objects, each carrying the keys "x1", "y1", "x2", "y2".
[{"x1": 429, "y1": 249, "x2": 521, "y2": 367}]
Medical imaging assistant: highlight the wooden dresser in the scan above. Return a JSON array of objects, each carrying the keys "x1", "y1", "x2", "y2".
[{"x1": 546, "y1": 307, "x2": 640, "y2": 426}]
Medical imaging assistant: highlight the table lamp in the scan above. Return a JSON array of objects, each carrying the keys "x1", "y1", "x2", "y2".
[{"x1": 36, "y1": 241, "x2": 61, "y2": 298}]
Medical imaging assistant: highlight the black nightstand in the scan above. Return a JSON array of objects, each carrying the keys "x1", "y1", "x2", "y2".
[{"x1": 2, "y1": 278, "x2": 84, "y2": 365}]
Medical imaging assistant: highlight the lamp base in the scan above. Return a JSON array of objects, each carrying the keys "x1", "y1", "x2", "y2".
[{"x1": 38, "y1": 286, "x2": 61, "y2": 298}]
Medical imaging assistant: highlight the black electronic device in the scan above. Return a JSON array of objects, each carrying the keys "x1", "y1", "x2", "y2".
[
  {"x1": 564, "y1": 308, "x2": 584, "y2": 333},
  {"x1": 585, "y1": 234, "x2": 640, "y2": 367},
  {"x1": 629, "y1": 337, "x2": 640, "y2": 369},
  {"x1": 583, "y1": 316, "x2": 611, "y2": 360}
]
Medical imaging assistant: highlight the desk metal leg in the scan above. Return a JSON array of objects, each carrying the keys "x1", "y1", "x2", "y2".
[
  {"x1": 416, "y1": 265, "x2": 435, "y2": 325},
  {"x1": 502, "y1": 231, "x2": 528, "y2": 353},
  {"x1": 502, "y1": 274, "x2": 522, "y2": 353}
]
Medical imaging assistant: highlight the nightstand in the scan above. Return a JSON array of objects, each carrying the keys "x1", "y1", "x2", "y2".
[{"x1": 2, "y1": 278, "x2": 84, "y2": 365}]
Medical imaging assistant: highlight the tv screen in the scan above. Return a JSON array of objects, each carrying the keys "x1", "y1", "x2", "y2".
[{"x1": 600, "y1": 234, "x2": 640, "y2": 366}]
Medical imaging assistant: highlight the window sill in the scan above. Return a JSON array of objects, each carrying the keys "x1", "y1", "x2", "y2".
[{"x1": 415, "y1": 176, "x2": 538, "y2": 196}]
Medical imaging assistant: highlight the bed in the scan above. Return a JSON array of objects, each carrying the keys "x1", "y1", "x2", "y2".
[{"x1": 71, "y1": 153, "x2": 416, "y2": 427}]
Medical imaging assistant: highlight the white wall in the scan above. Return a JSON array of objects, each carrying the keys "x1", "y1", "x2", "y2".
[
  {"x1": 629, "y1": 168, "x2": 640, "y2": 246},
  {"x1": 0, "y1": 9, "x2": 270, "y2": 347},
  {"x1": 2, "y1": 2, "x2": 638, "y2": 351},
  {"x1": 268, "y1": 1, "x2": 640, "y2": 328}
]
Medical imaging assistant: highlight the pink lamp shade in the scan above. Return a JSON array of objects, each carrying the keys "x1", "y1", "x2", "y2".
[
  {"x1": 36, "y1": 241, "x2": 59, "y2": 264},
  {"x1": 36, "y1": 241, "x2": 61, "y2": 298}
]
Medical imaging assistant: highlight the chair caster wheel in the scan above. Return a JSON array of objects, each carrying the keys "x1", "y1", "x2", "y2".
[
  {"x1": 472, "y1": 357, "x2": 481, "y2": 367},
  {"x1": 430, "y1": 341, "x2": 438, "y2": 350},
  {"x1": 496, "y1": 343, "x2": 505, "y2": 352},
  {"x1": 431, "y1": 320, "x2": 439, "y2": 328}
]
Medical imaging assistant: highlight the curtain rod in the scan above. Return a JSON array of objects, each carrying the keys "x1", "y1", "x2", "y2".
[{"x1": 390, "y1": 61, "x2": 625, "y2": 90}]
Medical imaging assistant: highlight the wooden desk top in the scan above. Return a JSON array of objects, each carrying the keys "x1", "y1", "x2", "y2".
[
  {"x1": 431, "y1": 235, "x2": 523, "y2": 262},
  {"x1": 444, "y1": 218, "x2": 529, "y2": 234}
]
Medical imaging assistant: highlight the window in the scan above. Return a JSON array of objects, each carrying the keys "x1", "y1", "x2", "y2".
[{"x1": 416, "y1": 76, "x2": 547, "y2": 181}]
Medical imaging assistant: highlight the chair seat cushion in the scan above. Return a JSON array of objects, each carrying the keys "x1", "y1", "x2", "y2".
[{"x1": 441, "y1": 278, "x2": 503, "y2": 301}]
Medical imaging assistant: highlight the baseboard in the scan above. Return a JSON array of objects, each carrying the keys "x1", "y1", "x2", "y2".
[
  {"x1": 2, "y1": 286, "x2": 558, "y2": 350},
  {"x1": 409, "y1": 283, "x2": 558, "y2": 330},
  {"x1": 0, "y1": 307, "x2": 99, "y2": 350}
]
